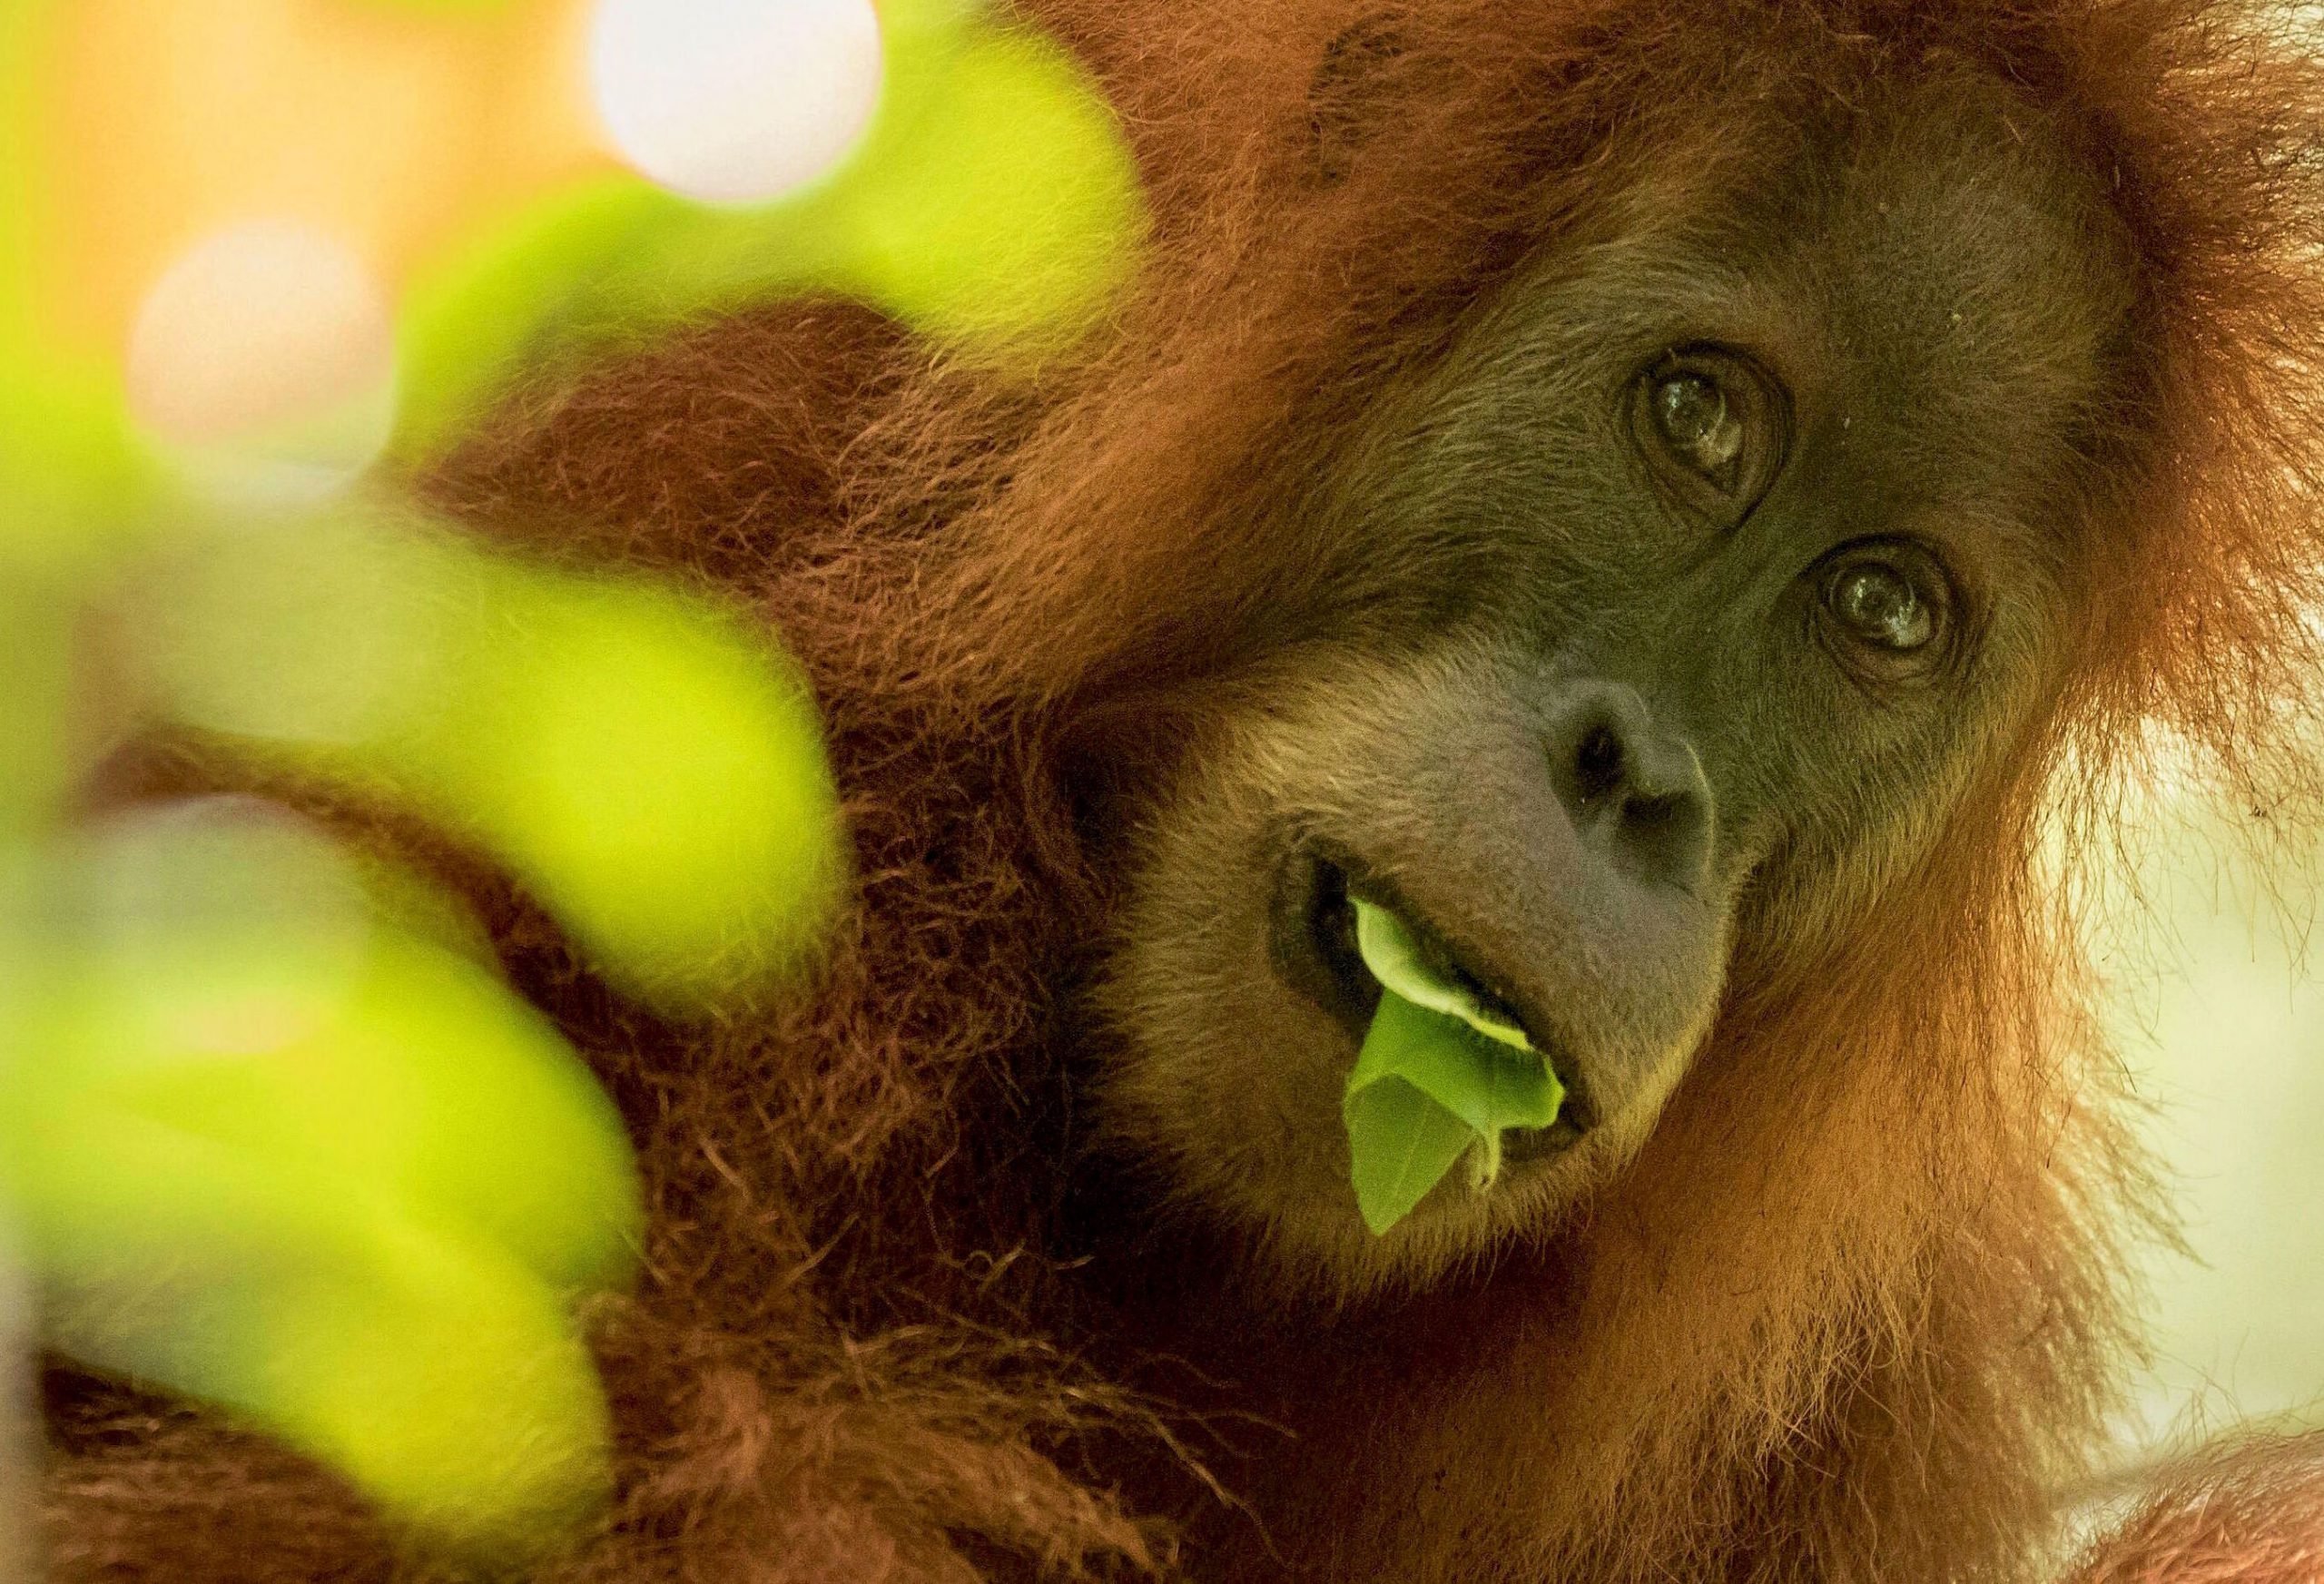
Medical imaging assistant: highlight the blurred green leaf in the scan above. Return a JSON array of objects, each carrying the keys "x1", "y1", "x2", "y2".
[
  {"x1": 0, "y1": 0, "x2": 1133, "y2": 1545},
  {"x1": 139, "y1": 512, "x2": 847, "y2": 1007},
  {"x1": 0, "y1": 804, "x2": 639, "y2": 1547},
  {"x1": 392, "y1": 178, "x2": 684, "y2": 460},
  {"x1": 391, "y1": 0, "x2": 1145, "y2": 457}
]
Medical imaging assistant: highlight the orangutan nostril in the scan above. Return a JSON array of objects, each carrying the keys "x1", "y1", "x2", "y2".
[{"x1": 1572, "y1": 723, "x2": 1627, "y2": 806}]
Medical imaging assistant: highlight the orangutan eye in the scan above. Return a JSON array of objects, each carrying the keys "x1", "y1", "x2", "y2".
[
  {"x1": 1813, "y1": 541, "x2": 1957, "y2": 678},
  {"x1": 1652, "y1": 372, "x2": 1743, "y2": 477},
  {"x1": 1631, "y1": 347, "x2": 1787, "y2": 524},
  {"x1": 1827, "y1": 563, "x2": 1934, "y2": 651}
]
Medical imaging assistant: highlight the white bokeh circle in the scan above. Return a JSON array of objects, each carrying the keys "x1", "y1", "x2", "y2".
[
  {"x1": 125, "y1": 220, "x2": 398, "y2": 503},
  {"x1": 587, "y1": 0, "x2": 884, "y2": 206}
]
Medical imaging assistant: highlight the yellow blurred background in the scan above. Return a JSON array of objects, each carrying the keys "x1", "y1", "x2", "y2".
[
  {"x1": 2103, "y1": 784, "x2": 2324, "y2": 1469},
  {"x1": 42, "y1": 0, "x2": 601, "y2": 361}
]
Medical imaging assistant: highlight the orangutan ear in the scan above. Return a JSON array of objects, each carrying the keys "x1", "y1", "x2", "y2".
[{"x1": 1307, "y1": 12, "x2": 1413, "y2": 186}]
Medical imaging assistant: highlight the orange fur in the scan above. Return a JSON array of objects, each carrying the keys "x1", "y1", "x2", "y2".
[
  {"x1": 2067, "y1": 1437, "x2": 2324, "y2": 1583},
  {"x1": 40, "y1": 2, "x2": 2324, "y2": 1579}
]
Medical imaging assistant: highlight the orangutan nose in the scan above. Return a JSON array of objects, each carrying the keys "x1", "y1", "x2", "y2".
[{"x1": 1544, "y1": 681, "x2": 1714, "y2": 895}]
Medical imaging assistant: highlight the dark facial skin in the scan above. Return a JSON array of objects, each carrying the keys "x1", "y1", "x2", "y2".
[{"x1": 1087, "y1": 74, "x2": 2139, "y2": 1300}]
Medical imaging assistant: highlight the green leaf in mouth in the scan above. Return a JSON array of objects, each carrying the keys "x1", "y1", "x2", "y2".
[{"x1": 1342, "y1": 899, "x2": 1564, "y2": 1235}]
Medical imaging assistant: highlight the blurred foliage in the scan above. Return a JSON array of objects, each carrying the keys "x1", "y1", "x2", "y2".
[
  {"x1": 136, "y1": 511, "x2": 844, "y2": 1004},
  {"x1": 396, "y1": 5, "x2": 1145, "y2": 450},
  {"x1": 0, "y1": 0, "x2": 1145, "y2": 1555},
  {"x1": 0, "y1": 802, "x2": 639, "y2": 1544}
]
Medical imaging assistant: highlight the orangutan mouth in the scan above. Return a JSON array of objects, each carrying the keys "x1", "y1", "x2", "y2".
[{"x1": 1273, "y1": 845, "x2": 1592, "y2": 1163}]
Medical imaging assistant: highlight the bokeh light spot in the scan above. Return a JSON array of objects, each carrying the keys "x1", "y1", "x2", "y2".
[
  {"x1": 125, "y1": 221, "x2": 396, "y2": 503},
  {"x1": 587, "y1": 0, "x2": 883, "y2": 205}
]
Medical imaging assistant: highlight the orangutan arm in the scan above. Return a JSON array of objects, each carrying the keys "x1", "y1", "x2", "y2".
[
  {"x1": 2063, "y1": 1434, "x2": 2324, "y2": 1584},
  {"x1": 40, "y1": 1330, "x2": 1166, "y2": 1584}
]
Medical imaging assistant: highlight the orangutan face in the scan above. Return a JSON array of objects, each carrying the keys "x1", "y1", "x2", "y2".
[{"x1": 1088, "y1": 74, "x2": 2136, "y2": 1298}]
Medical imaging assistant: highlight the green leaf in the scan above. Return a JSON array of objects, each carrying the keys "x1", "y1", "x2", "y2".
[
  {"x1": 1342, "y1": 901, "x2": 1565, "y2": 1235},
  {"x1": 1353, "y1": 899, "x2": 1531, "y2": 1051},
  {"x1": 1344, "y1": 1073, "x2": 1478, "y2": 1236}
]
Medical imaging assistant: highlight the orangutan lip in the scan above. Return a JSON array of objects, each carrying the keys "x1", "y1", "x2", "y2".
[
  {"x1": 1271, "y1": 845, "x2": 1594, "y2": 1148},
  {"x1": 1308, "y1": 854, "x2": 1536, "y2": 1044},
  {"x1": 1300, "y1": 853, "x2": 1377, "y2": 1030}
]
